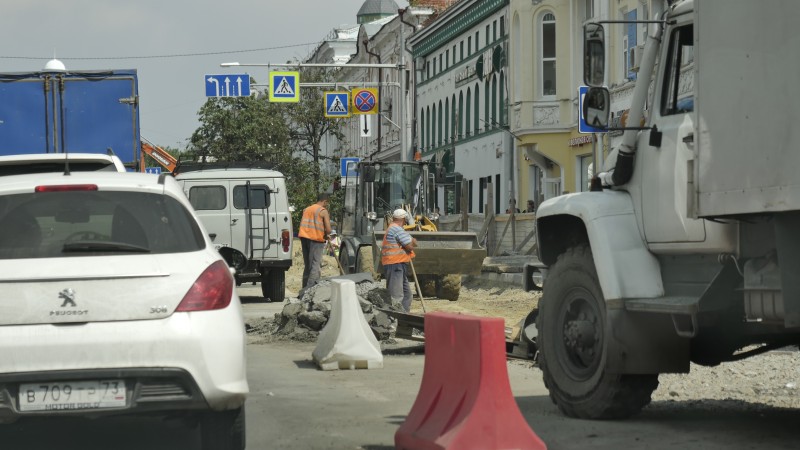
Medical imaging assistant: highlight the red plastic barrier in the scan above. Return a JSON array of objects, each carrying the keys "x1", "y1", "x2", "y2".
[{"x1": 395, "y1": 312, "x2": 546, "y2": 450}]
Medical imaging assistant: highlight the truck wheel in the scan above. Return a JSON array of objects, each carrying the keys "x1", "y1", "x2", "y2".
[
  {"x1": 339, "y1": 245, "x2": 351, "y2": 275},
  {"x1": 200, "y1": 406, "x2": 245, "y2": 450},
  {"x1": 357, "y1": 246, "x2": 379, "y2": 281},
  {"x1": 261, "y1": 270, "x2": 285, "y2": 302},
  {"x1": 537, "y1": 245, "x2": 658, "y2": 419}
]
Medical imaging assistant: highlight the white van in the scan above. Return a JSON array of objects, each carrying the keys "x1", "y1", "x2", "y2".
[{"x1": 174, "y1": 163, "x2": 293, "y2": 301}]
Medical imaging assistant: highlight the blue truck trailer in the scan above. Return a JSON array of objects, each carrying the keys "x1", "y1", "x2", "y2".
[{"x1": 0, "y1": 65, "x2": 140, "y2": 168}]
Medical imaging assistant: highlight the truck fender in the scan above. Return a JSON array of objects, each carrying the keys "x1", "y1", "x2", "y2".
[{"x1": 536, "y1": 191, "x2": 663, "y2": 301}]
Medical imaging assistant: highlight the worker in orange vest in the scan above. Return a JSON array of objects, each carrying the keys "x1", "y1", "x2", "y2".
[
  {"x1": 298, "y1": 193, "x2": 332, "y2": 289},
  {"x1": 381, "y1": 209, "x2": 417, "y2": 312}
]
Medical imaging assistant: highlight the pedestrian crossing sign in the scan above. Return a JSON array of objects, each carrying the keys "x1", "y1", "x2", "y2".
[
  {"x1": 269, "y1": 71, "x2": 300, "y2": 102},
  {"x1": 324, "y1": 91, "x2": 351, "y2": 118}
]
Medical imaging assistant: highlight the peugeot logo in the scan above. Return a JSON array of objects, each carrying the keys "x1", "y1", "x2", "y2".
[{"x1": 58, "y1": 288, "x2": 77, "y2": 307}]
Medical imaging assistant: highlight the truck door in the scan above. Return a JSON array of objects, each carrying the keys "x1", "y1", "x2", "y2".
[
  {"x1": 183, "y1": 181, "x2": 232, "y2": 249},
  {"x1": 640, "y1": 21, "x2": 705, "y2": 244},
  {"x1": 230, "y1": 181, "x2": 275, "y2": 260}
]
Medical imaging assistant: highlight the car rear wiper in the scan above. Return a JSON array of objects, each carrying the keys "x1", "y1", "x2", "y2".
[{"x1": 62, "y1": 242, "x2": 151, "y2": 253}]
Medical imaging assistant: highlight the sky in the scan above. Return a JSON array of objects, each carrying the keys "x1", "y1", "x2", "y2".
[{"x1": 0, "y1": 0, "x2": 408, "y2": 150}]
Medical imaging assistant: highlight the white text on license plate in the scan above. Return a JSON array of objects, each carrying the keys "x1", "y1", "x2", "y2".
[{"x1": 19, "y1": 380, "x2": 126, "y2": 411}]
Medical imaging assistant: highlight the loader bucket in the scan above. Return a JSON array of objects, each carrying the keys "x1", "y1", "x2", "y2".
[{"x1": 371, "y1": 231, "x2": 486, "y2": 275}]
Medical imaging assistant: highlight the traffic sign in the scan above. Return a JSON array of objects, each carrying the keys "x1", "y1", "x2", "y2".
[
  {"x1": 359, "y1": 115, "x2": 371, "y2": 137},
  {"x1": 352, "y1": 88, "x2": 378, "y2": 115},
  {"x1": 269, "y1": 71, "x2": 300, "y2": 103},
  {"x1": 578, "y1": 86, "x2": 607, "y2": 133},
  {"x1": 205, "y1": 74, "x2": 251, "y2": 97},
  {"x1": 340, "y1": 157, "x2": 360, "y2": 177},
  {"x1": 324, "y1": 92, "x2": 350, "y2": 118}
]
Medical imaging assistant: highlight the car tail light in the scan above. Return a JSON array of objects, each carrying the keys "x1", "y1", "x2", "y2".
[
  {"x1": 281, "y1": 229, "x2": 290, "y2": 252},
  {"x1": 176, "y1": 260, "x2": 233, "y2": 312},
  {"x1": 35, "y1": 184, "x2": 98, "y2": 193}
]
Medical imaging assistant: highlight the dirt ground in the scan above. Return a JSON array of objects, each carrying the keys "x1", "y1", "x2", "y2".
[{"x1": 287, "y1": 239, "x2": 540, "y2": 327}]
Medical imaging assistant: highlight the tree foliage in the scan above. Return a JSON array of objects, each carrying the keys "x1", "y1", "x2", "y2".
[{"x1": 188, "y1": 74, "x2": 348, "y2": 229}]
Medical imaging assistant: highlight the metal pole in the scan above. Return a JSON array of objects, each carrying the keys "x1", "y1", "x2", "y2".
[
  {"x1": 399, "y1": 12, "x2": 407, "y2": 162},
  {"x1": 221, "y1": 62, "x2": 399, "y2": 69}
]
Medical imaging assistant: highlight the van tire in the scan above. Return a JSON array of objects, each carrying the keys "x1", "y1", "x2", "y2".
[{"x1": 261, "y1": 269, "x2": 285, "y2": 302}]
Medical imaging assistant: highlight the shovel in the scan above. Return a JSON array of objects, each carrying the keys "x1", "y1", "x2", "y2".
[{"x1": 408, "y1": 258, "x2": 427, "y2": 313}]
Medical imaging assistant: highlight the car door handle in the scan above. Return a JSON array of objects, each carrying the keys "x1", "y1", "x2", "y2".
[
  {"x1": 231, "y1": 219, "x2": 238, "y2": 225},
  {"x1": 682, "y1": 133, "x2": 694, "y2": 144}
]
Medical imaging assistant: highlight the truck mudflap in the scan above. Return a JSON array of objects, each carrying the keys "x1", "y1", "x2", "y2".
[{"x1": 371, "y1": 231, "x2": 486, "y2": 275}]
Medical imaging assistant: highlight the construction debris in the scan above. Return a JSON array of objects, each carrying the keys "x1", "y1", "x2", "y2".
[{"x1": 251, "y1": 277, "x2": 406, "y2": 343}]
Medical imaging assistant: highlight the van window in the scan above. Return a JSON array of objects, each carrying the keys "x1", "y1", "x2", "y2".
[
  {"x1": 233, "y1": 185, "x2": 270, "y2": 209},
  {"x1": 189, "y1": 186, "x2": 227, "y2": 210}
]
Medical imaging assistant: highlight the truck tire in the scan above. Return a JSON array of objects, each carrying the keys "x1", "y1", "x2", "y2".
[
  {"x1": 339, "y1": 245, "x2": 351, "y2": 275},
  {"x1": 537, "y1": 245, "x2": 658, "y2": 419},
  {"x1": 261, "y1": 269, "x2": 285, "y2": 302},
  {"x1": 357, "y1": 246, "x2": 380, "y2": 281},
  {"x1": 200, "y1": 406, "x2": 245, "y2": 450}
]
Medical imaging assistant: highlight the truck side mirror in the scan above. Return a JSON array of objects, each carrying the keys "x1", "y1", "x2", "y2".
[
  {"x1": 362, "y1": 166, "x2": 376, "y2": 182},
  {"x1": 582, "y1": 87, "x2": 610, "y2": 129},
  {"x1": 584, "y1": 23, "x2": 605, "y2": 87}
]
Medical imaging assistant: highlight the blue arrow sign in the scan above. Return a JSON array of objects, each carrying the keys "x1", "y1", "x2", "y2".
[{"x1": 205, "y1": 74, "x2": 250, "y2": 97}]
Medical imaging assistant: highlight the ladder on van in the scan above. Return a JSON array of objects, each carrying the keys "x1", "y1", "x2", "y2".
[{"x1": 245, "y1": 181, "x2": 271, "y2": 260}]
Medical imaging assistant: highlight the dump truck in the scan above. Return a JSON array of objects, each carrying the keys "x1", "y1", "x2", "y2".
[
  {"x1": 0, "y1": 61, "x2": 140, "y2": 167},
  {"x1": 338, "y1": 160, "x2": 485, "y2": 301},
  {"x1": 532, "y1": 0, "x2": 800, "y2": 420}
]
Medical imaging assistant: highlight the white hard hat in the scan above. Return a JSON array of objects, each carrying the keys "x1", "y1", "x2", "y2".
[{"x1": 393, "y1": 209, "x2": 408, "y2": 219}]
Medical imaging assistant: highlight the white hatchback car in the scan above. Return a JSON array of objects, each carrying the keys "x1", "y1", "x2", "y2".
[{"x1": 0, "y1": 171, "x2": 248, "y2": 449}]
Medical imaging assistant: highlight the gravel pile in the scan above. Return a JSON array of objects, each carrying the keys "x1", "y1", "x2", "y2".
[{"x1": 651, "y1": 349, "x2": 800, "y2": 411}]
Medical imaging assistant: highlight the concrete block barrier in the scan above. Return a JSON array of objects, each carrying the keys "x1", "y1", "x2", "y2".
[
  {"x1": 395, "y1": 312, "x2": 546, "y2": 450},
  {"x1": 312, "y1": 279, "x2": 384, "y2": 370}
]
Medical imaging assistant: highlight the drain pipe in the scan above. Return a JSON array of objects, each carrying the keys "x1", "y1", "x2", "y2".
[
  {"x1": 600, "y1": 1, "x2": 665, "y2": 187},
  {"x1": 364, "y1": 40, "x2": 383, "y2": 159}
]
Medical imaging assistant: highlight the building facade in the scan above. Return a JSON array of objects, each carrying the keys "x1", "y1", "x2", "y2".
[{"x1": 409, "y1": 0, "x2": 513, "y2": 215}]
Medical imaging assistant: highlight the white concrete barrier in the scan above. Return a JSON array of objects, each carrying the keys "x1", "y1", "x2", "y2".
[{"x1": 312, "y1": 279, "x2": 384, "y2": 370}]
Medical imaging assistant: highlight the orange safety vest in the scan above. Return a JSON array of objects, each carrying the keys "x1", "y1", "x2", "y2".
[
  {"x1": 298, "y1": 204, "x2": 326, "y2": 242},
  {"x1": 381, "y1": 224, "x2": 415, "y2": 265}
]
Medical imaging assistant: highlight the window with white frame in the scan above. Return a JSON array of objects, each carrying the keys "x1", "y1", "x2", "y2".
[
  {"x1": 623, "y1": 9, "x2": 638, "y2": 81},
  {"x1": 540, "y1": 12, "x2": 557, "y2": 97}
]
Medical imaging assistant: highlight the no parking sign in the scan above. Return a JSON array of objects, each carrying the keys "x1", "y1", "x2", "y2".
[{"x1": 351, "y1": 88, "x2": 378, "y2": 115}]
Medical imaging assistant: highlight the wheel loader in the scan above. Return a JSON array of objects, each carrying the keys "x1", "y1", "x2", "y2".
[{"x1": 337, "y1": 160, "x2": 485, "y2": 300}]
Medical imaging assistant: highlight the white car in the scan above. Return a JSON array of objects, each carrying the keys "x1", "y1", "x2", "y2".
[
  {"x1": 0, "y1": 171, "x2": 248, "y2": 449},
  {"x1": 0, "y1": 153, "x2": 127, "y2": 175}
]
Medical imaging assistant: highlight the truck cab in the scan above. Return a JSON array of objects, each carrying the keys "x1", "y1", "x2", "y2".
[{"x1": 534, "y1": 0, "x2": 800, "y2": 420}]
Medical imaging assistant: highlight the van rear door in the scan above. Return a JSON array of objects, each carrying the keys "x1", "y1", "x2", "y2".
[
  {"x1": 230, "y1": 180, "x2": 277, "y2": 260},
  {"x1": 182, "y1": 180, "x2": 232, "y2": 249}
]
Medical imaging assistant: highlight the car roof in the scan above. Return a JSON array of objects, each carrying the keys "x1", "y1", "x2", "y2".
[
  {"x1": 0, "y1": 153, "x2": 127, "y2": 173},
  {"x1": 0, "y1": 171, "x2": 180, "y2": 197}
]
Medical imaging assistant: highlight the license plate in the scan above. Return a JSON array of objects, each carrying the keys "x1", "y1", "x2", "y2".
[{"x1": 19, "y1": 380, "x2": 126, "y2": 412}]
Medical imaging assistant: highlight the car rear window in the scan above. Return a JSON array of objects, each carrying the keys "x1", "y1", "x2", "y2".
[
  {"x1": 0, "y1": 162, "x2": 120, "y2": 176},
  {"x1": 0, "y1": 190, "x2": 205, "y2": 259}
]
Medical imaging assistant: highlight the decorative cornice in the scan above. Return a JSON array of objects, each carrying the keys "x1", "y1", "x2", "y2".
[{"x1": 412, "y1": 0, "x2": 508, "y2": 57}]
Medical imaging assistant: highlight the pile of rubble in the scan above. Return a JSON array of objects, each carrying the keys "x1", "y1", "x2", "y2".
[{"x1": 267, "y1": 275, "x2": 406, "y2": 343}]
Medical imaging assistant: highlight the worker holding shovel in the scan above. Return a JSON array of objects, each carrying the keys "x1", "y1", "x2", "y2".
[{"x1": 381, "y1": 209, "x2": 417, "y2": 312}]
